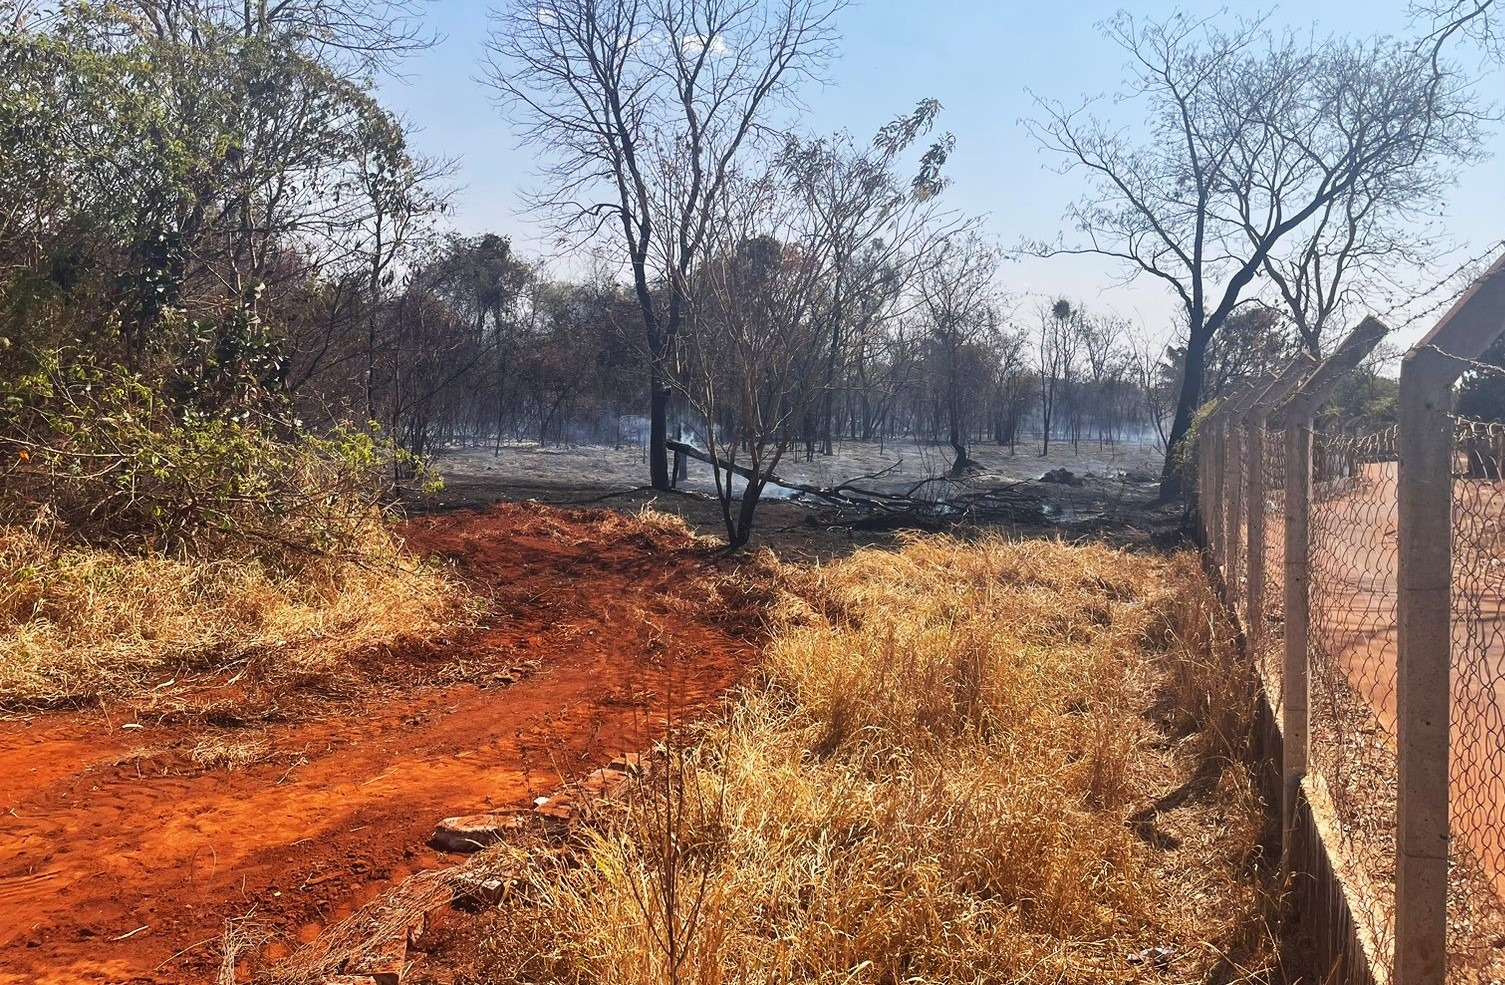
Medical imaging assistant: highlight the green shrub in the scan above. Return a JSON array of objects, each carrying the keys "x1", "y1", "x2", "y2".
[
  {"x1": 1170, "y1": 398, "x2": 1221, "y2": 498},
  {"x1": 0, "y1": 350, "x2": 437, "y2": 563}
]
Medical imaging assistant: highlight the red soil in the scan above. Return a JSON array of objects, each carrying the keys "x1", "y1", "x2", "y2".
[{"x1": 0, "y1": 505, "x2": 760, "y2": 984}]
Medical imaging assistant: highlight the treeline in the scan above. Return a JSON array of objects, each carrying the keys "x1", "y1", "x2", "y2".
[
  {"x1": 4, "y1": 0, "x2": 1490, "y2": 549},
  {"x1": 0, "y1": 0, "x2": 468, "y2": 553},
  {"x1": 0, "y1": 1, "x2": 1189, "y2": 498}
]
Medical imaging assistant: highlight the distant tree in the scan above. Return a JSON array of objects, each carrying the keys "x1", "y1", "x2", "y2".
[
  {"x1": 988, "y1": 332, "x2": 1031, "y2": 451},
  {"x1": 1455, "y1": 334, "x2": 1505, "y2": 422},
  {"x1": 1162, "y1": 307, "x2": 1296, "y2": 406},
  {"x1": 1080, "y1": 313, "x2": 1135, "y2": 446},
  {"x1": 1129, "y1": 327, "x2": 1176, "y2": 451},
  {"x1": 778, "y1": 100, "x2": 959, "y2": 455},
  {"x1": 353, "y1": 112, "x2": 453, "y2": 420},
  {"x1": 1328, "y1": 368, "x2": 1400, "y2": 426},
  {"x1": 1037, "y1": 299, "x2": 1080, "y2": 457},
  {"x1": 683, "y1": 175, "x2": 833, "y2": 548},
  {"x1": 915, "y1": 233, "x2": 1001, "y2": 474},
  {"x1": 850, "y1": 314, "x2": 923, "y2": 448},
  {"x1": 434, "y1": 235, "x2": 535, "y2": 448}
]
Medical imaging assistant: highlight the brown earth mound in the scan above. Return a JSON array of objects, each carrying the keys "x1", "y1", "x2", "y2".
[{"x1": 0, "y1": 504, "x2": 762, "y2": 984}]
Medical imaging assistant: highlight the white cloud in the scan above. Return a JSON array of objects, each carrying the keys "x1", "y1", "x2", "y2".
[{"x1": 680, "y1": 34, "x2": 728, "y2": 56}]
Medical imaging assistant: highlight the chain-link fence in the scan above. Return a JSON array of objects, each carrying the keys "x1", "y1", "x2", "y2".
[
  {"x1": 1228, "y1": 423, "x2": 1250, "y2": 630},
  {"x1": 1447, "y1": 419, "x2": 1505, "y2": 978},
  {"x1": 1308, "y1": 425, "x2": 1400, "y2": 974},
  {"x1": 1259, "y1": 423, "x2": 1286, "y2": 712},
  {"x1": 1194, "y1": 256, "x2": 1505, "y2": 985}
]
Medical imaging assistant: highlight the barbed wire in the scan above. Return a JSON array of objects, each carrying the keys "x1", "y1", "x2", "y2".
[
  {"x1": 1372, "y1": 240, "x2": 1505, "y2": 336},
  {"x1": 1417, "y1": 345, "x2": 1505, "y2": 380}
]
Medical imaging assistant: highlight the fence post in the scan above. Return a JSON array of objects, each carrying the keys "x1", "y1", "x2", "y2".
[
  {"x1": 1215, "y1": 383, "x2": 1262, "y2": 592},
  {"x1": 1245, "y1": 357, "x2": 1317, "y2": 659},
  {"x1": 1396, "y1": 257, "x2": 1505, "y2": 985},
  {"x1": 1205, "y1": 399, "x2": 1233, "y2": 565},
  {"x1": 1277, "y1": 322, "x2": 1388, "y2": 872}
]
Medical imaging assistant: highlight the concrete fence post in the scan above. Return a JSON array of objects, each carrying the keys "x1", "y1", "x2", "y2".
[
  {"x1": 1396, "y1": 256, "x2": 1505, "y2": 985},
  {"x1": 1283, "y1": 408, "x2": 1313, "y2": 864},
  {"x1": 1210, "y1": 383, "x2": 1261, "y2": 592},
  {"x1": 1222, "y1": 382, "x2": 1273, "y2": 616},
  {"x1": 1279, "y1": 321, "x2": 1388, "y2": 872}
]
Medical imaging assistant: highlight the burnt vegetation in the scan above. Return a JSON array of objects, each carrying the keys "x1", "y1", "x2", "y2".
[{"x1": 5, "y1": 1, "x2": 1495, "y2": 548}]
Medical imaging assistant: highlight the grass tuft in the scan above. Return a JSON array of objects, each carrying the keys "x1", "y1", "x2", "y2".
[{"x1": 0, "y1": 518, "x2": 472, "y2": 709}]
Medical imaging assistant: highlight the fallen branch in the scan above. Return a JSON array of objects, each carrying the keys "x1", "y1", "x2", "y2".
[
  {"x1": 665, "y1": 439, "x2": 1049, "y2": 531},
  {"x1": 666, "y1": 440, "x2": 839, "y2": 501}
]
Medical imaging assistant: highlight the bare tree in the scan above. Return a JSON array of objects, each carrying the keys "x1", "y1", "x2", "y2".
[
  {"x1": 987, "y1": 327, "x2": 1029, "y2": 451},
  {"x1": 1080, "y1": 311, "x2": 1128, "y2": 445},
  {"x1": 351, "y1": 114, "x2": 453, "y2": 420},
  {"x1": 849, "y1": 314, "x2": 923, "y2": 448},
  {"x1": 915, "y1": 232, "x2": 1001, "y2": 475},
  {"x1": 114, "y1": 0, "x2": 437, "y2": 74},
  {"x1": 1258, "y1": 36, "x2": 1483, "y2": 355},
  {"x1": 1413, "y1": 0, "x2": 1500, "y2": 61},
  {"x1": 484, "y1": 0, "x2": 843, "y2": 491},
  {"x1": 682, "y1": 172, "x2": 832, "y2": 548},
  {"x1": 1037, "y1": 299, "x2": 1079, "y2": 457},
  {"x1": 1025, "y1": 11, "x2": 1483, "y2": 496},
  {"x1": 1129, "y1": 326, "x2": 1175, "y2": 452},
  {"x1": 778, "y1": 99, "x2": 957, "y2": 455}
]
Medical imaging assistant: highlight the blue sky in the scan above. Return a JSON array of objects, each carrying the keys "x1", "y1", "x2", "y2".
[{"x1": 377, "y1": 1, "x2": 1502, "y2": 348}]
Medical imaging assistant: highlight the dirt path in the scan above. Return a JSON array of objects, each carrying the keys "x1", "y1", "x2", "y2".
[{"x1": 0, "y1": 505, "x2": 760, "y2": 984}]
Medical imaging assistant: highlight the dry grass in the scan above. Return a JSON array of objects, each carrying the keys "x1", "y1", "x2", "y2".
[
  {"x1": 0, "y1": 519, "x2": 473, "y2": 709},
  {"x1": 188, "y1": 734, "x2": 275, "y2": 771},
  {"x1": 456, "y1": 535, "x2": 1282, "y2": 985}
]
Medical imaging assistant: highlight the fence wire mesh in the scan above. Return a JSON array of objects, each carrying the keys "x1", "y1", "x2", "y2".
[
  {"x1": 1446, "y1": 419, "x2": 1505, "y2": 980},
  {"x1": 1228, "y1": 422, "x2": 1249, "y2": 628},
  {"x1": 1307, "y1": 424, "x2": 1400, "y2": 975},
  {"x1": 1192, "y1": 257, "x2": 1505, "y2": 983},
  {"x1": 1259, "y1": 424, "x2": 1286, "y2": 713}
]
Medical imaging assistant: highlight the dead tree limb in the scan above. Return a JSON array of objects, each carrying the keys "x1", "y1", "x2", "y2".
[{"x1": 665, "y1": 438, "x2": 1048, "y2": 531}]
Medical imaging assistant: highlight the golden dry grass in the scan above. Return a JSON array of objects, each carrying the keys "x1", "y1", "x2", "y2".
[
  {"x1": 459, "y1": 535, "x2": 1280, "y2": 985},
  {"x1": 0, "y1": 519, "x2": 473, "y2": 709}
]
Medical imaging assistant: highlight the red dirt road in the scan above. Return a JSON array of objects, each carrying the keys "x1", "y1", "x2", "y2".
[
  {"x1": 1306, "y1": 461, "x2": 1505, "y2": 898},
  {"x1": 0, "y1": 505, "x2": 760, "y2": 984}
]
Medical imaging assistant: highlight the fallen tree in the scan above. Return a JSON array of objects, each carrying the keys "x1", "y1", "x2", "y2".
[{"x1": 666, "y1": 439, "x2": 1047, "y2": 532}]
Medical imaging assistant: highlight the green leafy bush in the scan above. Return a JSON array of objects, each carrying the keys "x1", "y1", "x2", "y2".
[
  {"x1": 0, "y1": 350, "x2": 438, "y2": 563},
  {"x1": 1171, "y1": 398, "x2": 1221, "y2": 499}
]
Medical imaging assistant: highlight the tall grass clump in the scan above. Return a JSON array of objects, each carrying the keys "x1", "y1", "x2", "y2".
[
  {"x1": 0, "y1": 520, "x2": 469, "y2": 708},
  {"x1": 460, "y1": 536, "x2": 1276, "y2": 985},
  {"x1": 0, "y1": 353, "x2": 472, "y2": 709}
]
